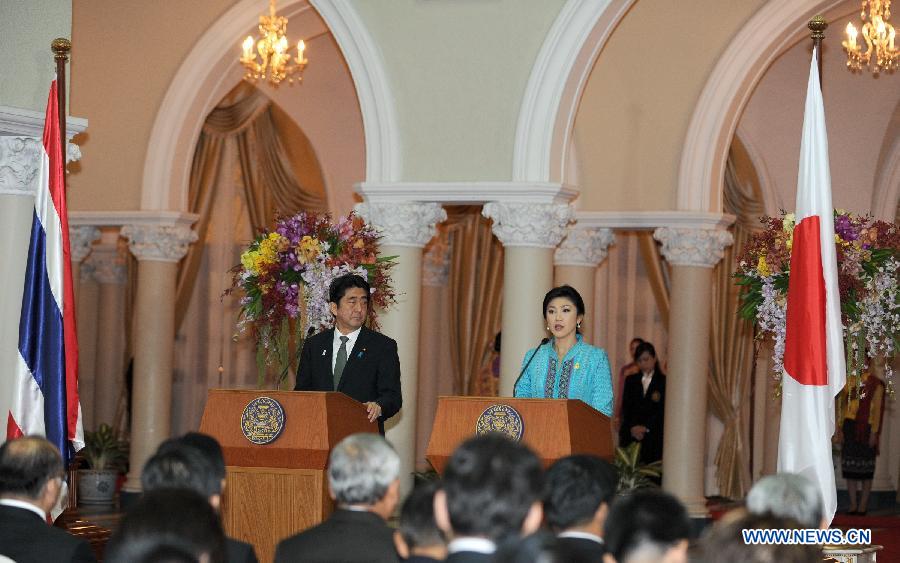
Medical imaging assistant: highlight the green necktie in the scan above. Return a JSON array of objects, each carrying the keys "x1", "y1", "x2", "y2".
[{"x1": 333, "y1": 335, "x2": 349, "y2": 390}]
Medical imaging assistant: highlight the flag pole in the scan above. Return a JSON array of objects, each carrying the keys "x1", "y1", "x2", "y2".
[
  {"x1": 51, "y1": 38, "x2": 70, "y2": 190},
  {"x1": 808, "y1": 16, "x2": 828, "y2": 90}
]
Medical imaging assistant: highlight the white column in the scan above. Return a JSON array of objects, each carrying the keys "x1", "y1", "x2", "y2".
[
  {"x1": 483, "y1": 202, "x2": 573, "y2": 396},
  {"x1": 121, "y1": 222, "x2": 197, "y2": 493},
  {"x1": 417, "y1": 238, "x2": 451, "y2": 470},
  {"x1": 354, "y1": 202, "x2": 446, "y2": 495},
  {"x1": 69, "y1": 226, "x2": 100, "y2": 300},
  {"x1": 89, "y1": 240, "x2": 128, "y2": 428},
  {"x1": 654, "y1": 226, "x2": 732, "y2": 517},
  {"x1": 554, "y1": 226, "x2": 615, "y2": 345}
]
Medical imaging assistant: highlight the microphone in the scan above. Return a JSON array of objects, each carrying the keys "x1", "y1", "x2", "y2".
[{"x1": 513, "y1": 337, "x2": 550, "y2": 395}]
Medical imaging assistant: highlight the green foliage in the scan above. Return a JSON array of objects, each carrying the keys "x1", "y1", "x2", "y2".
[
  {"x1": 614, "y1": 442, "x2": 662, "y2": 493},
  {"x1": 81, "y1": 424, "x2": 129, "y2": 472}
]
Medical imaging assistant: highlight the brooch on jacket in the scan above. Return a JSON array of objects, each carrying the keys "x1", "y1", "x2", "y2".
[{"x1": 357, "y1": 349, "x2": 366, "y2": 359}]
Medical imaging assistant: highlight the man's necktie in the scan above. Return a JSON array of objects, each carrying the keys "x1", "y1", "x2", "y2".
[{"x1": 333, "y1": 335, "x2": 349, "y2": 390}]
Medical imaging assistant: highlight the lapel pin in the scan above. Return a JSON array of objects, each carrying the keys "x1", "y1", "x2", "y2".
[{"x1": 322, "y1": 350, "x2": 327, "y2": 356}]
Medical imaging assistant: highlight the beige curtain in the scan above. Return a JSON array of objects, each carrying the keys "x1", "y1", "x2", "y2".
[
  {"x1": 708, "y1": 152, "x2": 765, "y2": 499},
  {"x1": 174, "y1": 83, "x2": 327, "y2": 330},
  {"x1": 637, "y1": 233, "x2": 670, "y2": 328},
  {"x1": 445, "y1": 207, "x2": 504, "y2": 395}
]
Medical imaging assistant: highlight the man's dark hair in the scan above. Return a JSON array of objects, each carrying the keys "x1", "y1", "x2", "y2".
[
  {"x1": 174, "y1": 433, "x2": 226, "y2": 484},
  {"x1": 328, "y1": 274, "x2": 370, "y2": 304},
  {"x1": 399, "y1": 480, "x2": 446, "y2": 549},
  {"x1": 105, "y1": 489, "x2": 225, "y2": 563},
  {"x1": 700, "y1": 511, "x2": 821, "y2": 563},
  {"x1": 141, "y1": 439, "x2": 221, "y2": 499},
  {"x1": 543, "y1": 455, "x2": 617, "y2": 531},
  {"x1": 604, "y1": 489, "x2": 691, "y2": 563},
  {"x1": 0, "y1": 435, "x2": 64, "y2": 499},
  {"x1": 443, "y1": 434, "x2": 543, "y2": 542}
]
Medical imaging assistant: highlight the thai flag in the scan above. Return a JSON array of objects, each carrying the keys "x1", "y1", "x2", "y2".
[
  {"x1": 778, "y1": 48, "x2": 846, "y2": 525},
  {"x1": 5, "y1": 79, "x2": 84, "y2": 465}
]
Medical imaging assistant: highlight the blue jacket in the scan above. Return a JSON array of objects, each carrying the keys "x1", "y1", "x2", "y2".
[{"x1": 514, "y1": 336, "x2": 613, "y2": 416}]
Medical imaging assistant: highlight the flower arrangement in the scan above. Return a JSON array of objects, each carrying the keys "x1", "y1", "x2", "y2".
[
  {"x1": 735, "y1": 210, "x2": 899, "y2": 399},
  {"x1": 228, "y1": 212, "x2": 396, "y2": 387}
]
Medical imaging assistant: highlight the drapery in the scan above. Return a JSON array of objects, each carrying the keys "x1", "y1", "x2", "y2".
[
  {"x1": 638, "y1": 232, "x2": 670, "y2": 328},
  {"x1": 708, "y1": 151, "x2": 765, "y2": 499},
  {"x1": 445, "y1": 207, "x2": 504, "y2": 395},
  {"x1": 174, "y1": 82, "x2": 326, "y2": 331}
]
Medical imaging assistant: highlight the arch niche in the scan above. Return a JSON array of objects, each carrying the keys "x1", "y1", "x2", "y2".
[{"x1": 140, "y1": 0, "x2": 399, "y2": 214}]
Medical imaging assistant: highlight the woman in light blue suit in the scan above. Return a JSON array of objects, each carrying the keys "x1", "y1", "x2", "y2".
[{"x1": 514, "y1": 285, "x2": 613, "y2": 416}]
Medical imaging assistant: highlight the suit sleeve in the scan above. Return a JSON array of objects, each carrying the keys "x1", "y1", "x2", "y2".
[
  {"x1": 647, "y1": 375, "x2": 665, "y2": 433},
  {"x1": 374, "y1": 338, "x2": 402, "y2": 421},
  {"x1": 71, "y1": 539, "x2": 98, "y2": 563},
  {"x1": 294, "y1": 336, "x2": 315, "y2": 391}
]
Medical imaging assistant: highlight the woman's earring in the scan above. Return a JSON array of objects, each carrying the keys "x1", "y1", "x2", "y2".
[
  {"x1": 546, "y1": 325, "x2": 550, "y2": 331},
  {"x1": 577, "y1": 322, "x2": 581, "y2": 329}
]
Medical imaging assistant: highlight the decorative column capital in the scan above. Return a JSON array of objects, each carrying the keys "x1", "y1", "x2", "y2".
[
  {"x1": 122, "y1": 224, "x2": 197, "y2": 263},
  {"x1": 482, "y1": 202, "x2": 574, "y2": 248},
  {"x1": 70, "y1": 226, "x2": 101, "y2": 263},
  {"x1": 422, "y1": 238, "x2": 451, "y2": 287},
  {"x1": 554, "y1": 226, "x2": 615, "y2": 267},
  {"x1": 653, "y1": 227, "x2": 733, "y2": 268},
  {"x1": 0, "y1": 137, "x2": 42, "y2": 196},
  {"x1": 354, "y1": 202, "x2": 447, "y2": 248},
  {"x1": 88, "y1": 246, "x2": 127, "y2": 285}
]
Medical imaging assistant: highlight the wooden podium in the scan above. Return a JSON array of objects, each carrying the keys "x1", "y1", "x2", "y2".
[
  {"x1": 199, "y1": 389, "x2": 377, "y2": 563},
  {"x1": 425, "y1": 396, "x2": 612, "y2": 472}
]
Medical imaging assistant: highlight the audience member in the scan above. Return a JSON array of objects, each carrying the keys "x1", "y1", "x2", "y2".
[
  {"x1": 143, "y1": 435, "x2": 258, "y2": 562},
  {"x1": 0, "y1": 436, "x2": 96, "y2": 563},
  {"x1": 275, "y1": 433, "x2": 401, "y2": 563},
  {"x1": 699, "y1": 510, "x2": 821, "y2": 563},
  {"x1": 745, "y1": 473, "x2": 825, "y2": 529},
  {"x1": 394, "y1": 480, "x2": 447, "y2": 562},
  {"x1": 494, "y1": 531, "x2": 591, "y2": 563},
  {"x1": 603, "y1": 489, "x2": 691, "y2": 563},
  {"x1": 434, "y1": 434, "x2": 543, "y2": 562},
  {"x1": 543, "y1": 455, "x2": 618, "y2": 560},
  {"x1": 105, "y1": 488, "x2": 225, "y2": 563}
]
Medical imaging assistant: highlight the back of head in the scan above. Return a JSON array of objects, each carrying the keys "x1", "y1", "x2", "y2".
[
  {"x1": 399, "y1": 480, "x2": 446, "y2": 550},
  {"x1": 746, "y1": 473, "x2": 823, "y2": 529},
  {"x1": 494, "y1": 531, "x2": 591, "y2": 563},
  {"x1": 176, "y1": 433, "x2": 226, "y2": 484},
  {"x1": 105, "y1": 489, "x2": 225, "y2": 563},
  {"x1": 604, "y1": 489, "x2": 691, "y2": 563},
  {"x1": 700, "y1": 510, "x2": 821, "y2": 563},
  {"x1": 328, "y1": 433, "x2": 399, "y2": 506},
  {"x1": 442, "y1": 434, "x2": 543, "y2": 542},
  {"x1": 0, "y1": 436, "x2": 63, "y2": 500},
  {"x1": 141, "y1": 440, "x2": 221, "y2": 499},
  {"x1": 543, "y1": 455, "x2": 617, "y2": 531}
]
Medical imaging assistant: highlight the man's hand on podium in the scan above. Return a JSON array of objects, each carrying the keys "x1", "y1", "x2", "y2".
[{"x1": 365, "y1": 402, "x2": 382, "y2": 423}]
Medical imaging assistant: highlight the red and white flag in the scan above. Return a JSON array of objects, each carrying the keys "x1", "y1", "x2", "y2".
[{"x1": 778, "y1": 48, "x2": 846, "y2": 524}]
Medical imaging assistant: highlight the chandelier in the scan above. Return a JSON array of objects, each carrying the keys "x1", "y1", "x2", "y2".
[
  {"x1": 240, "y1": 0, "x2": 308, "y2": 86},
  {"x1": 842, "y1": 0, "x2": 899, "y2": 73}
]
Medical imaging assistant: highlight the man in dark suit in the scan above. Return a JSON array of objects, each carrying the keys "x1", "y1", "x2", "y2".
[
  {"x1": 394, "y1": 480, "x2": 447, "y2": 562},
  {"x1": 143, "y1": 434, "x2": 258, "y2": 563},
  {"x1": 0, "y1": 436, "x2": 96, "y2": 563},
  {"x1": 294, "y1": 274, "x2": 402, "y2": 433},
  {"x1": 604, "y1": 489, "x2": 691, "y2": 563},
  {"x1": 544, "y1": 455, "x2": 617, "y2": 560},
  {"x1": 275, "y1": 433, "x2": 400, "y2": 563},
  {"x1": 434, "y1": 434, "x2": 544, "y2": 562},
  {"x1": 618, "y1": 341, "x2": 665, "y2": 464}
]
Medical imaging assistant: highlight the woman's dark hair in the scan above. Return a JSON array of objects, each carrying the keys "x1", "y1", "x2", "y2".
[
  {"x1": 541, "y1": 285, "x2": 585, "y2": 318},
  {"x1": 634, "y1": 341, "x2": 662, "y2": 374}
]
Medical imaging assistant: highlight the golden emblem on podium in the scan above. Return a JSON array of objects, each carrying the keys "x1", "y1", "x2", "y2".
[
  {"x1": 475, "y1": 404, "x2": 524, "y2": 442},
  {"x1": 241, "y1": 396, "x2": 286, "y2": 445}
]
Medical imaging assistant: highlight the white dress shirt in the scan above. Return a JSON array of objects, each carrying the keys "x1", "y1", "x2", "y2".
[
  {"x1": 332, "y1": 326, "x2": 362, "y2": 373},
  {"x1": 558, "y1": 530, "x2": 604, "y2": 544},
  {"x1": 641, "y1": 371, "x2": 653, "y2": 396},
  {"x1": 448, "y1": 537, "x2": 497, "y2": 554}
]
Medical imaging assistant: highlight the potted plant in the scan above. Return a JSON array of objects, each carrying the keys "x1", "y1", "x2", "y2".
[
  {"x1": 614, "y1": 442, "x2": 662, "y2": 493},
  {"x1": 77, "y1": 423, "x2": 129, "y2": 506}
]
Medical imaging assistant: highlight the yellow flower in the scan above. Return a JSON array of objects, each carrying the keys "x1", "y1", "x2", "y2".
[
  {"x1": 757, "y1": 255, "x2": 771, "y2": 277},
  {"x1": 782, "y1": 213, "x2": 795, "y2": 232},
  {"x1": 240, "y1": 250, "x2": 259, "y2": 273},
  {"x1": 297, "y1": 235, "x2": 322, "y2": 264}
]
